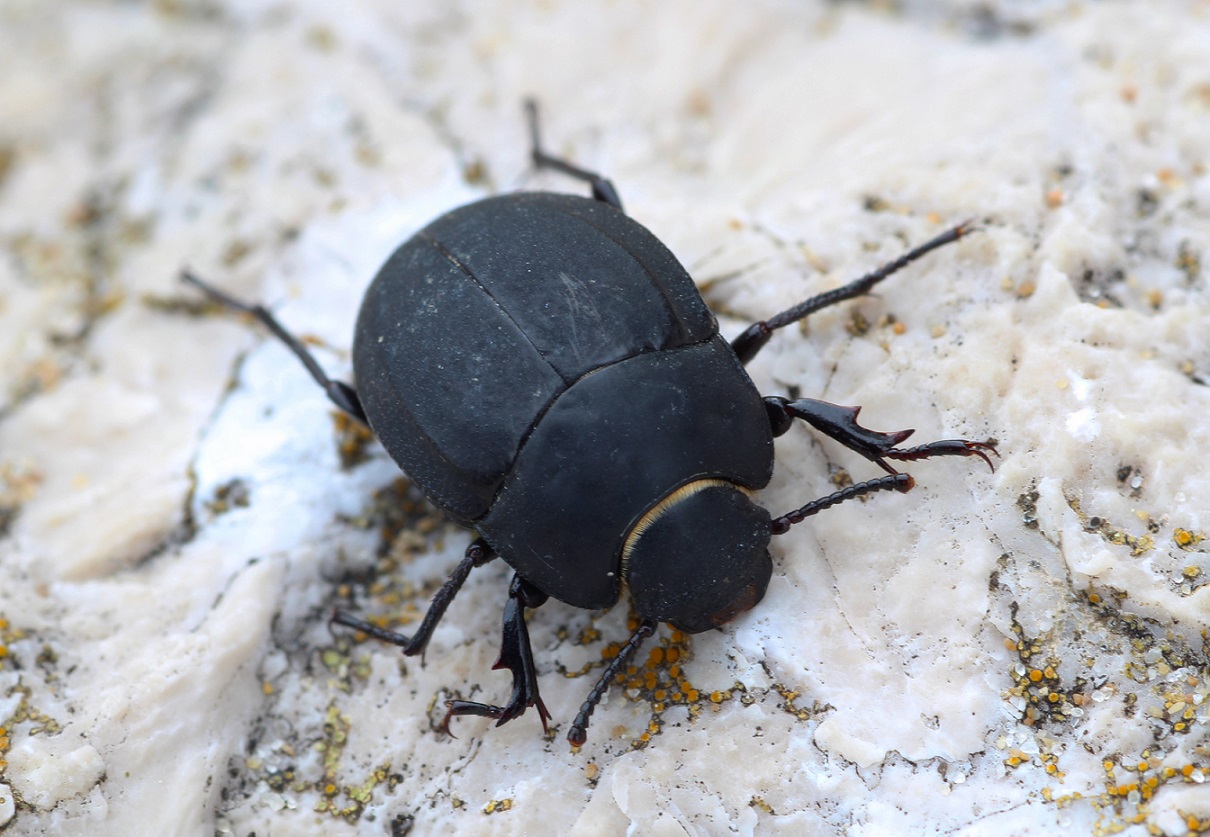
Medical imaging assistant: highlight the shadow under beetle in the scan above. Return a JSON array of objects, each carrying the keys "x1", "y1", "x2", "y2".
[{"x1": 184, "y1": 101, "x2": 996, "y2": 747}]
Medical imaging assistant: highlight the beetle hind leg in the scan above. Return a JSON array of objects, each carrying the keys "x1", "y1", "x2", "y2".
[
  {"x1": 525, "y1": 99, "x2": 623, "y2": 210},
  {"x1": 181, "y1": 270, "x2": 368, "y2": 424},
  {"x1": 442, "y1": 572, "x2": 553, "y2": 736}
]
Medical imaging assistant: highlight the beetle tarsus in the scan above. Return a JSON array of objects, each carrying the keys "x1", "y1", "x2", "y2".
[
  {"x1": 568, "y1": 619, "x2": 656, "y2": 747},
  {"x1": 524, "y1": 98, "x2": 624, "y2": 211},
  {"x1": 331, "y1": 538, "x2": 496, "y2": 659},
  {"x1": 180, "y1": 269, "x2": 370, "y2": 425},
  {"x1": 883, "y1": 439, "x2": 999, "y2": 472},
  {"x1": 440, "y1": 694, "x2": 551, "y2": 736},
  {"x1": 733, "y1": 222, "x2": 977, "y2": 365}
]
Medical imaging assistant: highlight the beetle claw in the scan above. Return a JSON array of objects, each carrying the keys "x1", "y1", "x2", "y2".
[
  {"x1": 886, "y1": 439, "x2": 1000, "y2": 472},
  {"x1": 440, "y1": 694, "x2": 551, "y2": 738}
]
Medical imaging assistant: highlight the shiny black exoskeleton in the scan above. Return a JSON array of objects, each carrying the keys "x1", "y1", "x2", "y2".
[{"x1": 184, "y1": 101, "x2": 996, "y2": 747}]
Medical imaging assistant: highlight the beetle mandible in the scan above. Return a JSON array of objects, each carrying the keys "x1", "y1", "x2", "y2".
[{"x1": 184, "y1": 101, "x2": 996, "y2": 747}]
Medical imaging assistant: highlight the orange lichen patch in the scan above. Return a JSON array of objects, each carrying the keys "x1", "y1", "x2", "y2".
[
  {"x1": 1004, "y1": 749, "x2": 1031, "y2": 769},
  {"x1": 1074, "y1": 754, "x2": 1210, "y2": 827},
  {"x1": 1175, "y1": 528, "x2": 1206, "y2": 550},
  {"x1": 483, "y1": 798, "x2": 514, "y2": 814},
  {"x1": 1004, "y1": 606, "x2": 1090, "y2": 728}
]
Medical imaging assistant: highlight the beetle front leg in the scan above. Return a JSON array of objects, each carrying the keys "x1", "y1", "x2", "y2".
[
  {"x1": 442, "y1": 573, "x2": 553, "y2": 735},
  {"x1": 764, "y1": 396, "x2": 998, "y2": 474}
]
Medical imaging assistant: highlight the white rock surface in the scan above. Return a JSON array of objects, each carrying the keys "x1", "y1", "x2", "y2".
[{"x1": 1, "y1": 1, "x2": 1208, "y2": 835}]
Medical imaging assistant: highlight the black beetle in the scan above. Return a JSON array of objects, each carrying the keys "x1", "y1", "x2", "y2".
[{"x1": 184, "y1": 101, "x2": 996, "y2": 747}]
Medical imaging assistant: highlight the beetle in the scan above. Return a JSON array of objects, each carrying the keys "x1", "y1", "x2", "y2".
[{"x1": 184, "y1": 101, "x2": 996, "y2": 747}]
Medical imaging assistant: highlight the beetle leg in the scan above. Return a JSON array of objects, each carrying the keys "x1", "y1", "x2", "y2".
[
  {"x1": 180, "y1": 270, "x2": 368, "y2": 424},
  {"x1": 765, "y1": 396, "x2": 998, "y2": 474},
  {"x1": 441, "y1": 573, "x2": 553, "y2": 735},
  {"x1": 567, "y1": 619, "x2": 656, "y2": 747},
  {"x1": 332, "y1": 538, "x2": 496, "y2": 658},
  {"x1": 732, "y1": 222, "x2": 977, "y2": 365},
  {"x1": 524, "y1": 99, "x2": 623, "y2": 211}
]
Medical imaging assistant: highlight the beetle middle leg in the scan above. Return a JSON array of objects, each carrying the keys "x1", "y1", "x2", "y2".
[
  {"x1": 525, "y1": 99, "x2": 623, "y2": 211},
  {"x1": 181, "y1": 270, "x2": 368, "y2": 424},
  {"x1": 731, "y1": 222, "x2": 977, "y2": 365},
  {"x1": 332, "y1": 537, "x2": 496, "y2": 658},
  {"x1": 441, "y1": 572, "x2": 553, "y2": 735}
]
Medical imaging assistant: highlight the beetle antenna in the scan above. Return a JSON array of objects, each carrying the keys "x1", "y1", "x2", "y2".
[
  {"x1": 770, "y1": 474, "x2": 913, "y2": 535},
  {"x1": 568, "y1": 619, "x2": 656, "y2": 747}
]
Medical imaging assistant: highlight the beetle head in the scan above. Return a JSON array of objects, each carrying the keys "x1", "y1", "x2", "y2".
[{"x1": 622, "y1": 480, "x2": 772, "y2": 634}]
